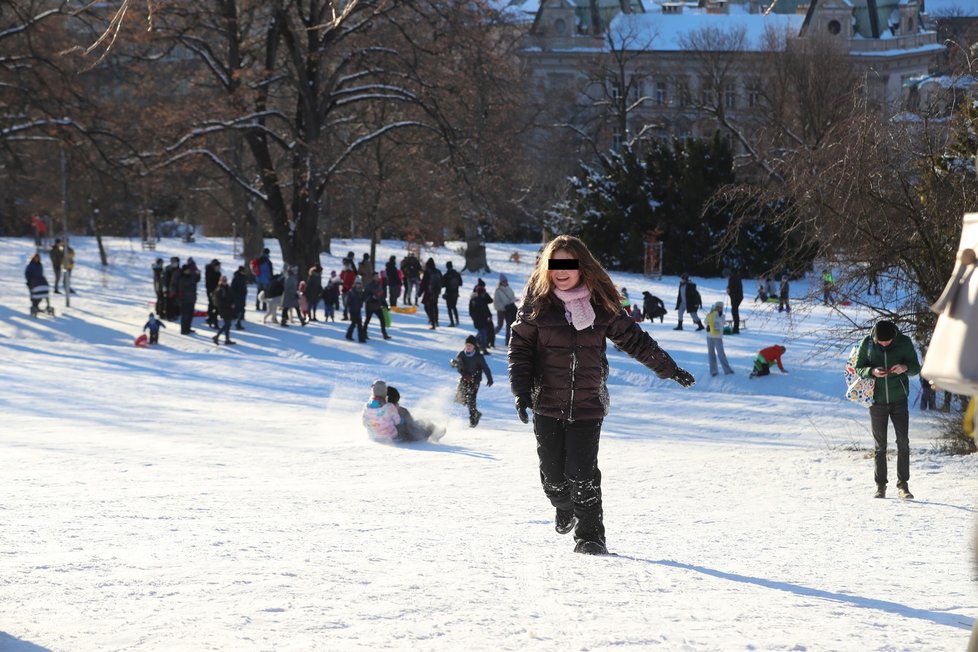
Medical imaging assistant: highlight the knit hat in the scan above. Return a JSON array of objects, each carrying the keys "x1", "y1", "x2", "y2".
[
  {"x1": 371, "y1": 379, "x2": 387, "y2": 398},
  {"x1": 465, "y1": 335, "x2": 478, "y2": 346},
  {"x1": 499, "y1": 273, "x2": 508, "y2": 284},
  {"x1": 386, "y1": 386, "x2": 400, "y2": 404},
  {"x1": 874, "y1": 320, "x2": 897, "y2": 342},
  {"x1": 714, "y1": 301, "x2": 723, "y2": 310}
]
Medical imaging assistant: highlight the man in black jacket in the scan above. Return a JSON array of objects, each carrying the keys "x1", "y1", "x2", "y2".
[
  {"x1": 726, "y1": 269, "x2": 744, "y2": 334},
  {"x1": 674, "y1": 273, "x2": 704, "y2": 331}
]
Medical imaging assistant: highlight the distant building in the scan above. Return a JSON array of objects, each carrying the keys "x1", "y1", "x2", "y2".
[{"x1": 516, "y1": 0, "x2": 943, "y2": 150}]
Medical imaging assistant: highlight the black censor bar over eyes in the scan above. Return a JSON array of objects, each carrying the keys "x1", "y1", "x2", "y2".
[{"x1": 548, "y1": 259, "x2": 580, "y2": 270}]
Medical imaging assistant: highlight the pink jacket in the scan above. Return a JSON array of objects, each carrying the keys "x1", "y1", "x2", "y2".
[{"x1": 361, "y1": 399, "x2": 401, "y2": 440}]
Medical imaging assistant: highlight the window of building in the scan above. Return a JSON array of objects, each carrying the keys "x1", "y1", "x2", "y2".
[
  {"x1": 677, "y1": 81, "x2": 690, "y2": 107},
  {"x1": 612, "y1": 128, "x2": 622, "y2": 152},
  {"x1": 724, "y1": 86, "x2": 736, "y2": 109},
  {"x1": 701, "y1": 80, "x2": 714, "y2": 106},
  {"x1": 656, "y1": 81, "x2": 667, "y2": 106},
  {"x1": 747, "y1": 83, "x2": 760, "y2": 108}
]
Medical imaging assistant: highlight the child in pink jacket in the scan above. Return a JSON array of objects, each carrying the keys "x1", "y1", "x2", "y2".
[{"x1": 361, "y1": 379, "x2": 401, "y2": 441}]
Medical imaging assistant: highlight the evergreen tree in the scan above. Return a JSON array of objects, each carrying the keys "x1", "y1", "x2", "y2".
[{"x1": 567, "y1": 145, "x2": 657, "y2": 271}]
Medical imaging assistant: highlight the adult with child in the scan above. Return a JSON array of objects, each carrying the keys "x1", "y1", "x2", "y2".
[
  {"x1": 705, "y1": 302, "x2": 735, "y2": 376},
  {"x1": 452, "y1": 334, "x2": 493, "y2": 427},
  {"x1": 854, "y1": 319, "x2": 921, "y2": 499},
  {"x1": 508, "y1": 235, "x2": 695, "y2": 556},
  {"x1": 361, "y1": 380, "x2": 401, "y2": 442},
  {"x1": 674, "y1": 273, "x2": 704, "y2": 331},
  {"x1": 750, "y1": 345, "x2": 788, "y2": 378}
]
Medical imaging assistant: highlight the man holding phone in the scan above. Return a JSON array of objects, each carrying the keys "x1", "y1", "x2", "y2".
[{"x1": 855, "y1": 320, "x2": 922, "y2": 499}]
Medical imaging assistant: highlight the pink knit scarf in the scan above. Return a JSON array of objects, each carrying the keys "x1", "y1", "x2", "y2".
[{"x1": 553, "y1": 285, "x2": 595, "y2": 330}]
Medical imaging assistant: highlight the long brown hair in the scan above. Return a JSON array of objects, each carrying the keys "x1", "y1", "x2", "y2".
[{"x1": 522, "y1": 235, "x2": 622, "y2": 320}]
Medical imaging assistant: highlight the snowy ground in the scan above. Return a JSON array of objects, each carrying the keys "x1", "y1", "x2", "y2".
[{"x1": 1, "y1": 236, "x2": 976, "y2": 652}]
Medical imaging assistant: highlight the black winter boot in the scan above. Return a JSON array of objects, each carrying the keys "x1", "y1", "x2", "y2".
[
  {"x1": 574, "y1": 540, "x2": 608, "y2": 555},
  {"x1": 555, "y1": 509, "x2": 577, "y2": 535}
]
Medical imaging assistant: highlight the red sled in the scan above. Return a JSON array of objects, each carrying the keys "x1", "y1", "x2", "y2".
[{"x1": 134, "y1": 334, "x2": 149, "y2": 348}]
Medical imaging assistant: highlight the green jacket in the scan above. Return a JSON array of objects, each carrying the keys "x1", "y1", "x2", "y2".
[{"x1": 854, "y1": 328, "x2": 921, "y2": 405}]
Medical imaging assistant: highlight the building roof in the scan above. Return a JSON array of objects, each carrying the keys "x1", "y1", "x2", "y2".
[{"x1": 606, "y1": 4, "x2": 806, "y2": 52}]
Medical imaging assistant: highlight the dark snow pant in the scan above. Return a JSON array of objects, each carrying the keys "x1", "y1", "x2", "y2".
[
  {"x1": 216, "y1": 317, "x2": 232, "y2": 342},
  {"x1": 388, "y1": 284, "x2": 400, "y2": 308},
  {"x1": 424, "y1": 299, "x2": 439, "y2": 327},
  {"x1": 870, "y1": 398, "x2": 910, "y2": 488},
  {"x1": 346, "y1": 313, "x2": 365, "y2": 342},
  {"x1": 149, "y1": 330, "x2": 160, "y2": 344},
  {"x1": 534, "y1": 414, "x2": 605, "y2": 545},
  {"x1": 730, "y1": 297, "x2": 742, "y2": 333},
  {"x1": 364, "y1": 307, "x2": 388, "y2": 339},
  {"x1": 180, "y1": 297, "x2": 196, "y2": 334},
  {"x1": 445, "y1": 295, "x2": 459, "y2": 326},
  {"x1": 456, "y1": 379, "x2": 480, "y2": 423}
]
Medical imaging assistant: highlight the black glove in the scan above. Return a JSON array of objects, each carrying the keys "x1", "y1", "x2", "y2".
[
  {"x1": 671, "y1": 367, "x2": 695, "y2": 388},
  {"x1": 486, "y1": 379, "x2": 493, "y2": 387},
  {"x1": 515, "y1": 395, "x2": 531, "y2": 424}
]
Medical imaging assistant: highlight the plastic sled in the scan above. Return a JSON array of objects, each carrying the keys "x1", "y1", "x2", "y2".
[
  {"x1": 390, "y1": 305, "x2": 417, "y2": 314},
  {"x1": 134, "y1": 334, "x2": 149, "y2": 348}
]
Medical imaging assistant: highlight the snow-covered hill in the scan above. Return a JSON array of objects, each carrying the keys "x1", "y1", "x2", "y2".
[{"x1": 1, "y1": 236, "x2": 976, "y2": 651}]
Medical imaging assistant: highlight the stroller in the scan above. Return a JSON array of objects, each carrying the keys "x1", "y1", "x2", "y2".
[{"x1": 29, "y1": 278, "x2": 56, "y2": 318}]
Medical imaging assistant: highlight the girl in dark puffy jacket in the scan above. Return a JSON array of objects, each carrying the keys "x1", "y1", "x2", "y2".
[{"x1": 508, "y1": 235, "x2": 694, "y2": 555}]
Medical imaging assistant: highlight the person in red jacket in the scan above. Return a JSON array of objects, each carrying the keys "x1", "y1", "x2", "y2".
[
  {"x1": 750, "y1": 345, "x2": 788, "y2": 378},
  {"x1": 339, "y1": 260, "x2": 358, "y2": 320}
]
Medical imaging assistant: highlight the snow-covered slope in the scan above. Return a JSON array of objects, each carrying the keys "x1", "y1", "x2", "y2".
[{"x1": 1, "y1": 236, "x2": 976, "y2": 651}]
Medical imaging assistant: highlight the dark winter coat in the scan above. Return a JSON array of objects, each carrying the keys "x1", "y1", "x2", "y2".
[
  {"x1": 364, "y1": 279, "x2": 386, "y2": 311},
  {"x1": 176, "y1": 268, "x2": 200, "y2": 302},
  {"x1": 385, "y1": 260, "x2": 401, "y2": 290},
  {"x1": 231, "y1": 270, "x2": 249, "y2": 306},
  {"x1": 283, "y1": 274, "x2": 299, "y2": 309},
  {"x1": 642, "y1": 293, "x2": 666, "y2": 319},
  {"x1": 49, "y1": 244, "x2": 64, "y2": 270},
  {"x1": 205, "y1": 263, "x2": 221, "y2": 296},
  {"x1": 346, "y1": 287, "x2": 365, "y2": 316},
  {"x1": 676, "y1": 281, "x2": 702, "y2": 313},
  {"x1": 726, "y1": 272, "x2": 743, "y2": 302},
  {"x1": 854, "y1": 328, "x2": 921, "y2": 405},
  {"x1": 509, "y1": 299, "x2": 679, "y2": 422},
  {"x1": 443, "y1": 268, "x2": 463, "y2": 298},
  {"x1": 25, "y1": 260, "x2": 45, "y2": 289},
  {"x1": 421, "y1": 264, "x2": 443, "y2": 305},
  {"x1": 469, "y1": 288, "x2": 494, "y2": 329},
  {"x1": 455, "y1": 349, "x2": 493, "y2": 385},
  {"x1": 213, "y1": 284, "x2": 235, "y2": 320},
  {"x1": 401, "y1": 255, "x2": 422, "y2": 281},
  {"x1": 305, "y1": 270, "x2": 323, "y2": 305}
]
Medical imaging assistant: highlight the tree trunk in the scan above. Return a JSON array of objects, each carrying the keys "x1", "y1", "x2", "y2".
[{"x1": 462, "y1": 213, "x2": 490, "y2": 273}]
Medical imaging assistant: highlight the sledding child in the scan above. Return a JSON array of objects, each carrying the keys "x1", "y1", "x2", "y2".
[
  {"x1": 143, "y1": 312, "x2": 166, "y2": 344},
  {"x1": 451, "y1": 334, "x2": 493, "y2": 427},
  {"x1": 750, "y1": 345, "x2": 788, "y2": 378},
  {"x1": 509, "y1": 234, "x2": 694, "y2": 556},
  {"x1": 361, "y1": 379, "x2": 401, "y2": 443},
  {"x1": 387, "y1": 386, "x2": 446, "y2": 442}
]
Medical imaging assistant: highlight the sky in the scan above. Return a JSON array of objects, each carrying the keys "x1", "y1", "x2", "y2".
[{"x1": 1, "y1": 235, "x2": 977, "y2": 651}]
